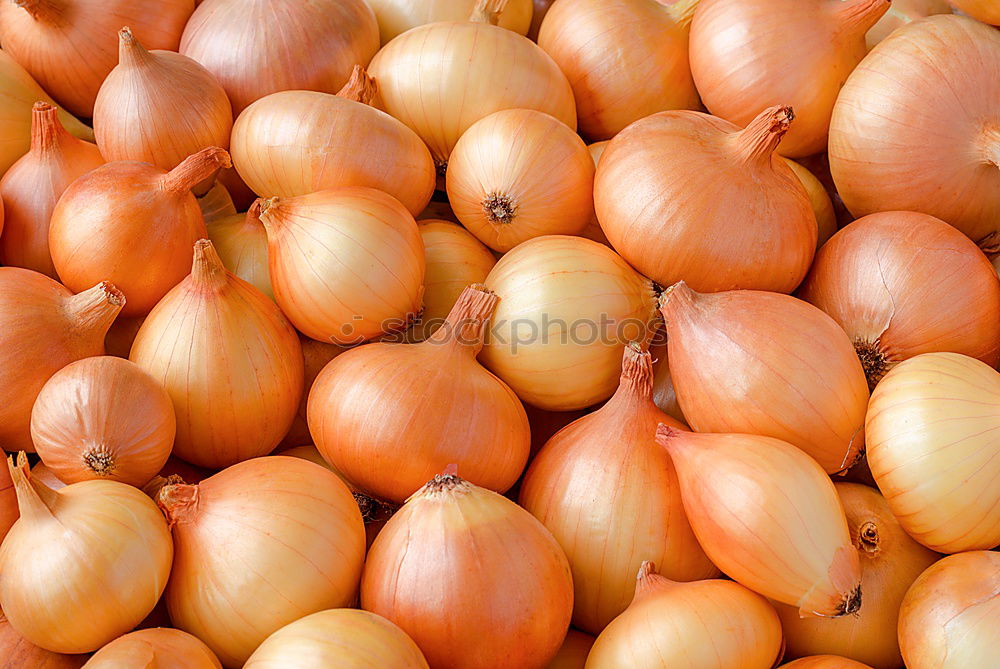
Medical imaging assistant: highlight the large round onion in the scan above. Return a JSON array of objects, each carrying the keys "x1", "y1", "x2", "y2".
[
  {"x1": 367, "y1": 0, "x2": 533, "y2": 43},
  {"x1": 83, "y1": 629, "x2": 221, "y2": 668}
]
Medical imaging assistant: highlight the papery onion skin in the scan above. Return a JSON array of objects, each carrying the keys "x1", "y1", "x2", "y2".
[
  {"x1": 660, "y1": 282, "x2": 869, "y2": 474},
  {"x1": 82, "y1": 628, "x2": 222, "y2": 668},
  {"x1": 829, "y1": 15, "x2": 1000, "y2": 247},
  {"x1": 585, "y1": 562, "x2": 783, "y2": 669},
  {"x1": 481, "y1": 235, "x2": 659, "y2": 411},
  {"x1": 898, "y1": 551, "x2": 1000, "y2": 669},
  {"x1": 30, "y1": 356, "x2": 175, "y2": 488},
  {"x1": 180, "y1": 0, "x2": 379, "y2": 114},
  {"x1": 780, "y1": 657, "x2": 875, "y2": 669},
  {"x1": 130, "y1": 240, "x2": 303, "y2": 469},
  {"x1": 279, "y1": 337, "x2": 346, "y2": 449},
  {"x1": 865, "y1": 353, "x2": 1000, "y2": 553},
  {"x1": 0, "y1": 102, "x2": 103, "y2": 277},
  {"x1": 799, "y1": 211, "x2": 1000, "y2": 389},
  {"x1": 546, "y1": 630, "x2": 594, "y2": 669},
  {"x1": 538, "y1": 0, "x2": 700, "y2": 141},
  {"x1": 244, "y1": 609, "x2": 429, "y2": 669},
  {"x1": 0, "y1": 614, "x2": 87, "y2": 669},
  {"x1": 690, "y1": 0, "x2": 890, "y2": 157},
  {"x1": 206, "y1": 202, "x2": 273, "y2": 300},
  {"x1": 29, "y1": 461, "x2": 67, "y2": 491},
  {"x1": 774, "y1": 483, "x2": 940, "y2": 669},
  {"x1": 0, "y1": 454, "x2": 172, "y2": 654},
  {"x1": 0, "y1": 271, "x2": 123, "y2": 453},
  {"x1": 158, "y1": 456, "x2": 366, "y2": 668},
  {"x1": 197, "y1": 182, "x2": 236, "y2": 223},
  {"x1": 258, "y1": 187, "x2": 425, "y2": 344},
  {"x1": 447, "y1": 109, "x2": 594, "y2": 252},
  {"x1": 368, "y1": 0, "x2": 533, "y2": 44},
  {"x1": 656, "y1": 428, "x2": 862, "y2": 618},
  {"x1": 520, "y1": 344, "x2": 716, "y2": 635},
  {"x1": 782, "y1": 156, "x2": 837, "y2": 249},
  {"x1": 949, "y1": 0, "x2": 1000, "y2": 25},
  {"x1": 595, "y1": 106, "x2": 816, "y2": 293},
  {"x1": 361, "y1": 473, "x2": 574, "y2": 669},
  {"x1": 866, "y1": 0, "x2": 951, "y2": 49}
]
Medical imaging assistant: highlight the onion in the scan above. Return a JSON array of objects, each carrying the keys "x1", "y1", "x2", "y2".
[
  {"x1": 244, "y1": 609, "x2": 429, "y2": 669},
  {"x1": 94, "y1": 27, "x2": 233, "y2": 195},
  {"x1": 368, "y1": 0, "x2": 533, "y2": 43},
  {"x1": 231, "y1": 67, "x2": 435, "y2": 216},
  {"x1": 257, "y1": 187, "x2": 425, "y2": 344},
  {"x1": 782, "y1": 157, "x2": 837, "y2": 249},
  {"x1": 0, "y1": 453, "x2": 172, "y2": 653},
  {"x1": 829, "y1": 16, "x2": 1000, "y2": 249},
  {"x1": 949, "y1": 0, "x2": 1000, "y2": 24},
  {"x1": 546, "y1": 630, "x2": 594, "y2": 669},
  {"x1": 279, "y1": 338, "x2": 345, "y2": 449},
  {"x1": 595, "y1": 107, "x2": 816, "y2": 293},
  {"x1": 651, "y1": 356, "x2": 688, "y2": 426},
  {"x1": 865, "y1": 352, "x2": 1000, "y2": 552},
  {"x1": 130, "y1": 240, "x2": 303, "y2": 469},
  {"x1": 83, "y1": 629, "x2": 221, "y2": 668},
  {"x1": 0, "y1": 0, "x2": 193, "y2": 118},
  {"x1": 157, "y1": 456, "x2": 366, "y2": 667},
  {"x1": 537, "y1": 0, "x2": 700, "y2": 141},
  {"x1": 481, "y1": 235, "x2": 659, "y2": 410},
  {"x1": 216, "y1": 166, "x2": 255, "y2": 210},
  {"x1": 446, "y1": 109, "x2": 594, "y2": 252},
  {"x1": 29, "y1": 461, "x2": 66, "y2": 491},
  {"x1": 799, "y1": 211, "x2": 1000, "y2": 389},
  {"x1": 30, "y1": 357, "x2": 175, "y2": 488},
  {"x1": 690, "y1": 0, "x2": 890, "y2": 157},
  {"x1": 866, "y1": 0, "x2": 952, "y2": 48},
  {"x1": 206, "y1": 202, "x2": 273, "y2": 300},
  {"x1": 0, "y1": 270, "x2": 123, "y2": 453},
  {"x1": 361, "y1": 472, "x2": 574, "y2": 669},
  {"x1": 586, "y1": 561, "x2": 783, "y2": 668},
  {"x1": 309, "y1": 285, "x2": 529, "y2": 504},
  {"x1": 780, "y1": 658, "x2": 875, "y2": 669},
  {"x1": 368, "y1": 0, "x2": 576, "y2": 169},
  {"x1": 655, "y1": 427, "x2": 862, "y2": 617},
  {"x1": 180, "y1": 0, "x2": 379, "y2": 114},
  {"x1": 898, "y1": 551, "x2": 999, "y2": 668},
  {"x1": 773, "y1": 483, "x2": 939, "y2": 669},
  {"x1": 0, "y1": 614, "x2": 86, "y2": 669},
  {"x1": 49, "y1": 147, "x2": 229, "y2": 317},
  {"x1": 197, "y1": 182, "x2": 236, "y2": 223},
  {"x1": 520, "y1": 344, "x2": 716, "y2": 635},
  {"x1": 0, "y1": 102, "x2": 103, "y2": 277},
  {"x1": 660, "y1": 282, "x2": 869, "y2": 474}
]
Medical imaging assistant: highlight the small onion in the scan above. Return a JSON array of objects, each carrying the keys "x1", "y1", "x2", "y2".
[
  {"x1": 279, "y1": 337, "x2": 345, "y2": 449},
  {"x1": 780, "y1": 658, "x2": 875, "y2": 669},
  {"x1": 446, "y1": 109, "x2": 594, "y2": 252},
  {"x1": 782, "y1": 156, "x2": 837, "y2": 249},
  {"x1": 361, "y1": 472, "x2": 574, "y2": 669},
  {"x1": 866, "y1": 0, "x2": 951, "y2": 48},
  {"x1": 948, "y1": 0, "x2": 1000, "y2": 24},
  {"x1": 206, "y1": 202, "x2": 273, "y2": 300},
  {"x1": 157, "y1": 456, "x2": 366, "y2": 668},
  {"x1": 865, "y1": 352, "x2": 1000, "y2": 552},
  {"x1": 197, "y1": 182, "x2": 236, "y2": 223},
  {"x1": 0, "y1": 614, "x2": 87, "y2": 669},
  {"x1": 367, "y1": 0, "x2": 533, "y2": 43},
  {"x1": 83, "y1": 629, "x2": 221, "y2": 668},
  {"x1": 244, "y1": 609, "x2": 429, "y2": 669},
  {"x1": 585, "y1": 561, "x2": 783, "y2": 669},
  {"x1": 546, "y1": 630, "x2": 594, "y2": 669}
]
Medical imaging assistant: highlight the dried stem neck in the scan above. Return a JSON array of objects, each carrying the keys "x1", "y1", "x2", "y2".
[
  {"x1": 29, "y1": 102, "x2": 71, "y2": 154},
  {"x1": 191, "y1": 239, "x2": 229, "y2": 290},
  {"x1": 157, "y1": 483, "x2": 200, "y2": 528},
  {"x1": 118, "y1": 26, "x2": 153, "y2": 68},
  {"x1": 666, "y1": 0, "x2": 700, "y2": 27},
  {"x1": 8, "y1": 453, "x2": 57, "y2": 521},
  {"x1": 831, "y1": 0, "x2": 892, "y2": 36},
  {"x1": 64, "y1": 282, "x2": 126, "y2": 340},
  {"x1": 734, "y1": 106, "x2": 795, "y2": 165},
  {"x1": 857, "y1": 521, "x2": 881, "y2": 557},
  {"x1": 161, "y1": 147, "x2": 232, "y2": 194},
  {"x1": 482, "y1": 192, "x2": 517, "y2": 226},
  {"x1": 854, "y1": 338, "x2": 889, "y2": 390},
  {"x1": 657, "y1": 280, "x2": 696, "y2": 323},
  {"x1": 469, "y1": 0, "x2": 507, "y2": 25},
  {"x1": 428, "y1": 284, "x2": 499, "y2": 353},
  {"x1": 616, "y1": 342, "x2": 655, "y2": 400},
  {"x1": 413, "y1": 467, "x2": 471, "y2": 500},
  {"x1": 82, "y1": 445, "x2": 116, "y2": 476},
  {"x1": 634, "y1": 560, "x2": 676, "y2": 601},
  {"x1": 336, "y1": 65, "x2": 378, "y2": 105},
  {"x1": 837, "y1": 585, "x2": 863, "y2": 616},
  {"x1": 354, "y1": 492, "x2": 398, "y2": 523}
]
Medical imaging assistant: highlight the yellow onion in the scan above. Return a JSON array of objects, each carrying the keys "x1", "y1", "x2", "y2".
[
  {"x1": 30, "y1": 357, "x2": 175, "y2": 488},
  {"x1": 586, "y1": 561, "x2": 783, "y2": 668},
  {"x1": 0, "y1": 270, "x2": 123, "y2": 453},
  {"x1": 651, "y1": 356, "x2": 688, "y2": 426},
  {"x1": 949, "y1": 0, "x2": 1000, "y2": 24},
  {"x1": 520, "y1": 344, "x2": 716, "y2": 635},
  {"x1": 660, "y1": 282, "x2": 869, "y2": 473},
  {"x1": 49, "y1": 147, "x2": 228, "y2": 317},
  {"x1": 781, "y1": 658, "x2": 875, "y2": 669},
  {"x1": 774, "y1": 483, "x2": 939, "y2": 669},
  {"x1": 369, "y1": 0, "x2": 576, "y2": 168},
  {"x1": 206, "y1": 202, "x2": 273, "y2": 300},
  {"x1": 595, "y1": 107, "x2": 816, "y2": 293},
  {"x1": 231, "y1": 67, "x2": 435, "y2": 215},
  {"x1": 310, "y1": 285, "x2": 530, "y2": 504},
  {"x1": 362, "y1": 472, "x2": 574, "y2": 669},
  {"x1": 446, "y1": 109, "x2": 594, "y2": 252},
  {"x1": 94, "y1": 27, "x2": 232, "y2": 195},
  {"x1": 898, "y1": 551, "x2": 999, "y2": 668},
  {"x1": 866, "y1": 0, "x2": 951, "y2": 48},
  {"x1": 690, "y1": 0, "x2": 890, "y2": 157},
  {"x1": 656, "y1": 428, "x2": 862, "y2": 617},
  {"x1": 537, "y1": 0, "x2": 700, "y2": 140},
  {"x1": 0, "y1": 102, "x2": 103, "y2": 277},
  {"x1": 279, "y1": 337, "x2": 345, "y2": 449},
  {"x1": 130, "y1": 240, "x2": 303, "y2": 469},
  {"x1": 830, "y1": 16, "x2": 1000, "y2": 249},
  {"x1": 257, "y1": 188, "x2": 425, "y2": 344},
  {"x1": 800, "y1": 211, "x2": 1000, "y2": 388},
  {"x1": 0, "y1": 454, "x2": 172, "y2": 653},
  {"x1": 481, "y1": 235, "x2": 659, "y2": 410},
  {"x1": 83, "y1": 629, "x2": 221, "y2": 668},
  {"x1": 782, "y1": 156, "x2": 837, "y2": 249},
  {"x1": 179, "y1": 0, "x2": 379, "y2": 114},
  {"x1": 157, "y1": 456, "x2": 365, "y2": 668},
  {"x1": 196, "y1": 182, "x2": 236, "y2": 223},
  {"x1": 368, "y1": 0, "x2": 533, "y2": 43},
  {"x1": 546, "y1": 630, "x2": 594, "y2": 669},
  {"x1": 0, "y1": 613, "x2": 87, "y2": 669},
  {"x1": 244, "y1": 609, "x2": 429, "y2": 669},
  {"x1": 865, "y1": 352, "x2": 1000, "y2": 552}
]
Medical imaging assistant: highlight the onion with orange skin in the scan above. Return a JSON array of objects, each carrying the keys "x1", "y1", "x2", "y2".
[
  {"x1": 361, "y1": 472, "x2": 574, "y2": 669},
  {"x1": 83, "y1": 629, "x2": 221, "y2": 668},
  {"x1": 49, "y1": 147, "x2": 228, "y2": 317},
  {"x1": 781, "y1": 658, "x2": 874, "y2": 669},
  {"x1": 546, "y1": 630, "x2": 594, "y2": 669},
  {"x1": 898, "y1": 551, "x2": 1000, "y2": 668},
  {"x1": 279, "y1": 338, "x2": 346, "y2": 449},
  {"x1": 866, "y1": 0, "x2": 951, "y2": 48},
  {"x1": 782, "y1": 156, "x2": 837, "y2": 249},
  {"x1": 690, "y1": 0, "x2": 890, "y2": 157},
  {"x1": 0, "y1": 613, "x2": 87, "y2": 668},
  {"x1": 656, "y1": 427, "x2": 862, "y2": 618},
  {"x1": 585, "y1": 561, "x2": 783, "y2": 669},
  {"x1": 595, "y1": 107, "x2": 816, "y2": 293},
  {"x1": 206, "y1": 202, "x2": 273, "y2": 300},
  {"x1": 368, "y1": 0, "x2": 533, "y2": 44},
  {"x1": 197, "y1": 183, "x2": 236, "y2": 223},
  {"x1": 0, "y1": 102, "x2": 103, "y2": 277},
  {"x1": 949, "y1": 0, "x2": 1000, "y2": 24}
]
